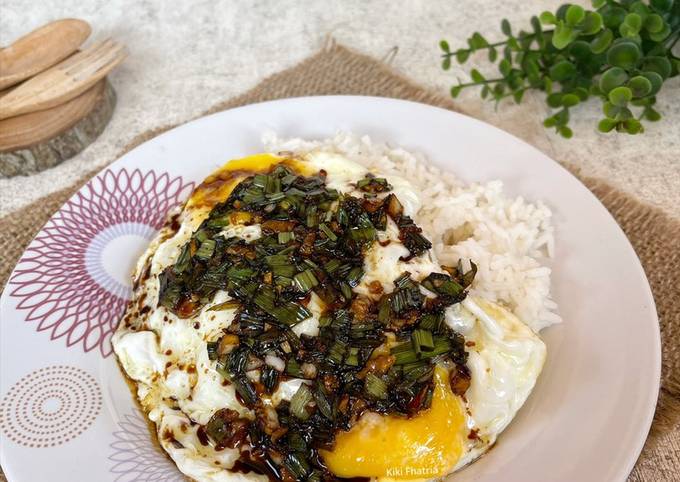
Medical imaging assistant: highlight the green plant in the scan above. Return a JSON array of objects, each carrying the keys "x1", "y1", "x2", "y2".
[{"x1": 440, "y1": 0, "x2": 680, "y2": 137}]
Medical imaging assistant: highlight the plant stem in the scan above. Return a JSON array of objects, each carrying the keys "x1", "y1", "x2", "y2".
[
  {"x1": 442, "y1": 31, "x2": 554, "y2": 58},
  {"x1": 456, "y1": 78, "x2": 506, "y2": 88}
]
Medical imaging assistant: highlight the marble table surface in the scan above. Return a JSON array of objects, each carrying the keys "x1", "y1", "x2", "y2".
[{"x1": 1, "y1": 0, "x2": 679, "y2": 219}]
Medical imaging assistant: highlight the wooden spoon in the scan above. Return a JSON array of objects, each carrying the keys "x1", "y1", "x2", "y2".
[
  {"x1": 0, "y1": 38, "x2": 126, "y2": 120},
  {"x1": 0, "y1": 19, "x2": 91, "y2": 90}
]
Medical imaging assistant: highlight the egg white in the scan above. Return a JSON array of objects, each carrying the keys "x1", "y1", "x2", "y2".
[{"x1": 113, "y1": 151, "x2": 546, "y2": 481}]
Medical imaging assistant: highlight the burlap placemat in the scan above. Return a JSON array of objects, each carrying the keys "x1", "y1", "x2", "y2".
[{"x1": 1, "y1": 42, "x2": 678, "y2": 481}]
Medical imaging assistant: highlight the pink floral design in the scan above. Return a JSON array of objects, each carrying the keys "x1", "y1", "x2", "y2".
[
  {"x1": 109, "y1": 410, "x2": 184, "y2": 481},
  {"x1": 8, "y1": 168, "x2": 194, "y2": 357}
]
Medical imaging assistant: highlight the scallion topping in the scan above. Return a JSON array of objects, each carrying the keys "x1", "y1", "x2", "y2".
[{"x1": 289, "y1": 384, "x2": 313, "y2": 420}]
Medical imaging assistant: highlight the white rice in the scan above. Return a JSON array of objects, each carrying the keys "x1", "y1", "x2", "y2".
[{"x1": 263, "y1": 132, "x2": 561, "y2": 333}]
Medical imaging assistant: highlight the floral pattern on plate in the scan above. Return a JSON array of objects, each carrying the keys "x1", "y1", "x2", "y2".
[{"x1": 7, "y1": 168, "x2": 194, "y2": 357}]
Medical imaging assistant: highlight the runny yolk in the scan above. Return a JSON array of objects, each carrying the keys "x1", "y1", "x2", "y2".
[
  {"x1": 321, "y1": 366, "x2": 467, "y2": 480},
  {"x1": 186, "y1": 153, "x2": 314, "y2": 211}
]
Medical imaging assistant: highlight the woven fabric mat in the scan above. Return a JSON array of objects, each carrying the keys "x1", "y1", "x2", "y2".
[{"x1": 1, "y1": 42, "x2": 679, "y2": 481}]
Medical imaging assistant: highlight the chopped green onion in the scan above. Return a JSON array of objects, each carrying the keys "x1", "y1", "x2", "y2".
[
  {"x1": 318, "y1": 223, "x2": 337, "y2": 241},
  {"x1": 411, "y1": 329, "x2": 435, "y2": 355},
  {"x1": 349, "y1": 227, "x2": 376, "y2": 243},
  {"x1": 306, "y1": 206, "x2": 318, "y2": 227},
  {"x1": 194, "y1": 239, "x2": 216, "y2": 260},
  {"x1": 293, "y1": 269, "x2": 319, "y2": 292},
  {"x1": 328, "y1": 341, "x2": 346, "y2": 365},
  {"x1": 323, "y1": 259, "x2": 341, "y2": 274},
  {"x1": 278, "y1": 231, "x2": 295, "y2": 243},
  {"x1": 313, "y1": 385, "x2": 334, "y2": 420},
  {"x1": 346, "y1": 266, "x2": 364, "y2": 287},
  {"x1": 208, "y1": 300, "x2": 240, "y2": 311},
  {"x1": 339, "y1": 282, "x2": 353, "y2": 301},
  {"x1": 418, "y1": 313, "x2": 443, "y2": 331},
  {"x1": 283, "y1": 452, "x2": 310, "y2": 479},
  {"x1": 206, "y1": 216, "x2": 231, "y2": 228},
  {"x1": 226, "y1": 266, "x2": 255, "y2": 282},
  {"x1": 378, "y1": 297, "x2": 392, "y2": 324},
  {"x1": 194, "y1": 230, "x2": 209, "y2": 243},
  {"x1": 272, "y1": 302, "x2": 311, "y2": 325},
  {"x1": 232, "y1": 376, "x2": 258, "y2": 406},
  {"x1": 285, "y1": 358, "x2": 303, "y2": 377},
  {"x1": 289, "y1": 385, "x2": 313, "y2": 420},
  {"x1": 253, "y1": 287, "x2": 276, "y2": 311},
  {"x1": 462, "y1": 261, "x2": 478, "y2": 287},
  {"x1": 345, "y1": 347, "x2": 360, "y2": 366},
  {"x1": 365, "y1": 373, "x2": 388, "y2": 399},
  {"x1": 173, "y1": 244, "x2": 191, "y2": 274},
  {"x1": 318, "y1": 314, "x2": 332, "y2": 327},
  {"x1": 261, "y1": 365, "x2": 279, "y2": 393},
  {"x1": 206, "y1": 341, "x2": 218, "y2": 360}
]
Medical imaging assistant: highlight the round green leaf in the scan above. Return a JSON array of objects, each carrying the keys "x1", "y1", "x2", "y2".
[
  {"x1": 569, "y1": 40, "x2": 592, "y2": 61},
  {"x1": 544, "y1": 77, "x2": 554, "y2": 94},
  {"x1": 439, "y1": 40, "x2": 450, "y2": 53},
  {"x1": 543, "y1": 116, "x2": 557, "y2": 128},
  {"x1": 501, "y1": 18, "x2": 512, "y2": 36},
  {"x1": 554, "y1": 109, "x2": 570, "y2": 125},
  {"x1": 629, "y1": 2, "x2": 650, "y2": 20},
  {"x1": 488, "y1": 46, "x2": 498, "y2": 62},
  {"x1": 606, "y1": 41, "x2": 641, "y2": 70},
  {"x1": 599, "y1": 67, "x2": 628, "y2": 93},
  {"x1": 470, "y1": 69, "x2": 485, "y2": 83},
  {"x1": 556, "y1": 4, "x2": 570, "y2": 20},
  {"x1": 623, "y1": 13, "x2": 642, "y2": 33},
  {"x1": 644, "y1": 14, "x2": 664, "y2": 33},
  {"x1": 602, "y1": 102, "x2": 621, "y2": 118},
  {"x1": 602, "y1": 6, "x2": 627, "y2": 28},
  {"x1": 608, "y1": 86, "x2": 632, "y2": 107},
  {"x1": 581, "y1": 12, "x2": 604, "y2": 34},
  {"x1": 616, "y1": 107, "x2": 633, "y2": 120},
  {"x1": 627, "y1": 75, "x2": 652, "y2": 97},
  {"x1": 450, "y1": 85, "x2": 463, "y2": 98},
  {"x1": 498, "y1": 59, "x2": 512, "y2": 76},
  {"x1": 642, "y1": 56, "x2": 672, "y2": 79},
  {"x1": 644, "y1": 108, "x2": 661, "y2": 121},
  {"x1": 641, "y1": 71, "x2": 663, "y2": 95},
  {"x1": 619, "y1": 23, "x2": 637, "y2": 38},
  {"x1": 566, "y1": 5, "x2": 585, "y2": 26},
  {"x1": 574, "y1": 87, "x2": 589, "y2": 101},
  {"x1": 650, "y1": 0, "x2": 673, "y2": 12},
  {"x1": 552, "y1": 21, "x2": 577, "y2": 49},
  {"x1": 598, "y1": 118, "x2": 617, "y2": 132},
  {"x1": 442, "y1": 57, "x2": 452, "y2": 71},
  {"x1": 513, "y1": 89, "x2": 525, "y2": 103},
  {"x1": 531, "y1": 15, "x2": 542, "y2": 34},
  {"x1": 547, "y1": 93, "x2": 563, "y2": 108},
  {"x1": 549, "y1": 60, "x2": 577, "y2": 81},
  {"x1": 456, "y1": 49, "x2": 470, "y2": 63},
  {"x1": 590, "y1": 28, "x2": 613, "y2": 53},
  {"x1": 591, "y1": 0, "x2": 606, "y2": 8},
  {"x1": 622, "y1": 119, "x2": 643, "y2": 134},
  {"x1": 648, "y1": 22, "x2": 670, "y2": 41},
  {"x1": 561, "y1": 93, "x2": 580, "y2": 107},
  {"x1": 540, "y1": 11, "x2": 556, "y2": 25},
  {"x1": 559, "y1": 126, "x2": 574, "y2": 138}
]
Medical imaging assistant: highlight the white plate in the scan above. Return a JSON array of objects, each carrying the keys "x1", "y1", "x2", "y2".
[{"x1": 0, "y1": 96, "x2": 660, "y2": 482}]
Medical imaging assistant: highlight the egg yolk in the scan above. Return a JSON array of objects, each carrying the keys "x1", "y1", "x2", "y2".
[
  {"x1": 187, "y1": 153, "x2": 314, "y2": 210},
  {"x1": 321, "y1": 366, "x2": 467, "y2": 479}
]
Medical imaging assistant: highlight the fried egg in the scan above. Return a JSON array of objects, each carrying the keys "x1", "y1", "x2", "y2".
[{"x1": 113, "y1": 150, "x2": 546, "y2": 481}]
